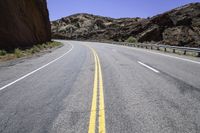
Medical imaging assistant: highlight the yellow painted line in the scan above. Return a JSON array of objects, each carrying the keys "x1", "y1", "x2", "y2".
[
  {"x1": 87, "y1": 45, "x2": 106, "y2": 133},
  {"x1": 88, "y1": 49, "x2": 98, "y2": 133},
  {"x1": 95, "y1": 52, "x2": 106, "y2": 133}
]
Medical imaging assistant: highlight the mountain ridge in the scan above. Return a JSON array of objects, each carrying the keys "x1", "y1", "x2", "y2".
[{"x1": 51, "y1": 3, "x2": 200, "y2": 47}]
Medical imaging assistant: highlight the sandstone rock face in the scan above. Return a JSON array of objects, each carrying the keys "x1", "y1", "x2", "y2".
[
  {"x1": 0, "y1": 0, "x2": 51, "y2": 50},
  {"x1": 52, "y1": 3, "x2": 200, "y2": 47}
]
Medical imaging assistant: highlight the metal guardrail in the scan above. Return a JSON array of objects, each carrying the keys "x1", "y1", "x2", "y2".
[
  {"x1": 55, "y1": 39, "x2": 200, "y2": 57},
  {"x1": 109, "y1": 42, "x2": 200, "y2": 57}
]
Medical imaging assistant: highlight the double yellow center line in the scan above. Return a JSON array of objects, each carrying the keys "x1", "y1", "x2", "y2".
[{"x1": 87, "y1": 46, "x2": 106, "y2": 133}]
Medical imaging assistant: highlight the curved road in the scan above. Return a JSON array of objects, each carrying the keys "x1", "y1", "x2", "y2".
[{"x1": 0, "y1": 40, "x2": 200, "y2": 133}]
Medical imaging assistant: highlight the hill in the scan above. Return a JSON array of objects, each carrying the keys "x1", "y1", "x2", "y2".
[{"x1": 51, "y1": 3, "x2": 200, "y2": 47}]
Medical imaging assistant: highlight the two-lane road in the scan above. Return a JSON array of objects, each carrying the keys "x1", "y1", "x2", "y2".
[{"x1": 0, "y1": 40, "x2": 200, "y2": 133}]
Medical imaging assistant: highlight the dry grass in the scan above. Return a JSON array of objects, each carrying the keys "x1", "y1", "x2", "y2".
[
  {"x1": 0, "y1": 41, "x2": 62, "y2": 61},
  {"x1": 125, "y1": 36, "x2": 137, "y2": 43}
]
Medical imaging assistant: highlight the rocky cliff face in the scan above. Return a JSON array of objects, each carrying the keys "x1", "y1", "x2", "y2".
[
  {"x1": 139, "y1": 3, "x2": 200, "y2": 47},
  {"x1": 51, "y1": 13, "x2": 144, "y2": 42},
  {"x1": 0, "y1": 0, "x2": 51, "y2": 50},
  {"x1": 52, "y1": 3, "x2": 200, "y2": 47}
]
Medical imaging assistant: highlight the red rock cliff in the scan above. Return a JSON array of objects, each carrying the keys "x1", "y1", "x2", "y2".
[{"x1": 0, "y1": 0, "x2": 51, "y2": 49}]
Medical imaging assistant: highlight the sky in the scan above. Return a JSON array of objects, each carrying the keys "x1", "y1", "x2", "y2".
[{"x1": 47, "y1": 0, "x2": 199, "y2": 21}]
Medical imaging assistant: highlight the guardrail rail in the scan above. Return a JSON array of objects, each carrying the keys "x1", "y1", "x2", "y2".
[{"x1": 109, "y1": 42, "x2": 200, "y2": 57}]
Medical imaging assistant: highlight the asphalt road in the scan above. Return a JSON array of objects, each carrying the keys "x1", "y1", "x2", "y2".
[{"x1": 0, "y1": 40, "x2": 200, "y2": 133}]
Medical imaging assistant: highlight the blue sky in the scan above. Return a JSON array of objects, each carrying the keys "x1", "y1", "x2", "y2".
[{"x1": 47, "y1": 0, "x2": 199, "y2": 20}]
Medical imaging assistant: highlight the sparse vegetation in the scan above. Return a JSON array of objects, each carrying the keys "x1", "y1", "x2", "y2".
[
  {"x1": 125, "y1": 36, "x2": 137, "y2": 43},
  {"x1": 14, "y1": 48, "x2": 24, "y2": 58},
  {"x1": 0, "y1": 41, "x2": 62, "y2": 61},
  {"x1": 0, "y1": 50, "x2": 7, "y2": 56}
]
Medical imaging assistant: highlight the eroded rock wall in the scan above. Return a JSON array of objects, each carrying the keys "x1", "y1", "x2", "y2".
[{"x1": 0, "y1": 0, "x2": 51, "y2": 50}]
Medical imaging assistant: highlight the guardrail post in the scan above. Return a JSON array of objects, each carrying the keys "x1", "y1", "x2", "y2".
[
  {"x1": 173, "y1": 49, "x2": 175, "y2": 53},
  {"x1": 197, "y1": 52, "x2": 200, "y2": 57},
  {"x1": 183, "y1": 50, "x2": 186, "y2": 55},
  {"x1": 164, "y1": 48, "x2": 166, "y2": 52},
  {"x1": 151, "y1": 46, "x2": 152, "y2": 50}
]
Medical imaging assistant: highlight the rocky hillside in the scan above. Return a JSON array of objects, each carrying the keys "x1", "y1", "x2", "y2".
[
  {"x1": 51, "y1": 14, "x2": 144, "y2": 41},
  {"x1": 51, "y1": 3, "x2": 200, "y2": 47},
  {"x1": 0, "y1": 0, "x2": 51, "y2": 50}
]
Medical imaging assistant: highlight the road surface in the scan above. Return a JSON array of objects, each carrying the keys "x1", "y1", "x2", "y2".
[{"x1": 0, "y1": 40, "x2": 200, "y2": 133}]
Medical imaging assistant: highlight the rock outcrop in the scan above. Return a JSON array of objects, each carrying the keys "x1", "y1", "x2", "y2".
[
  {"x1": 51, "y1": 13, "x2": 144, "y2": 42},
  {"x1": 140, "y1": 2, "x2": 200, "y2": 47},
  {"x1": 51, "y1": 3, "x2": 200, "y2": 47},
  {"x1": 0, "y1": 0, "x2": 51, "y2": 50}
]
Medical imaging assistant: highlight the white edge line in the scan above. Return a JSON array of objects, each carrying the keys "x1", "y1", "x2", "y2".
[
  {"x1": 0, "y1": 43, "x2": 73, "y2": 91},
  {"x1": 119, "y1": 45, "x2": 200, "y2": 65},
  {"x1": 138, "y1": 61, "x2": 160, "y2": 73},
  {"x1": 97, "y1": 42, "x2": 200, "y2": 65}
]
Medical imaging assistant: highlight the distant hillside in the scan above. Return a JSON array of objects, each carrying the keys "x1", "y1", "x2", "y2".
[
  {"x1": 51, "y1": 3, "x2": 200, "y2": 47},
  {"x1": 51, "y1": 13, "x2": 144, "y2": 41}
]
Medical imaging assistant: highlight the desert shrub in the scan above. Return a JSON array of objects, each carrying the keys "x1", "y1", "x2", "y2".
[
  {"x1": 1, "y1": 41, "x2": 62, "y2": 61},
  {"x1": 42, "y1": 43, "x2": 48, "y2": 48},
  {"x1": 47, "y1": 41, "x2": 62, "y2": 48},
  {"x1": 30, "y1": 46, "x2": 40, "y2": 54},
  {"x1": 14, "y1": 48, "x2": 24, "y2": 58},
  {"x1": 37, "y1": 44, "x2": 45, "y2": 50},
  {"x1": 0, "y1": 50, "x2": 7, "y2": 56},
  {"x1": 126, "y1": 36, "x2": 137, "y2": 43}
]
